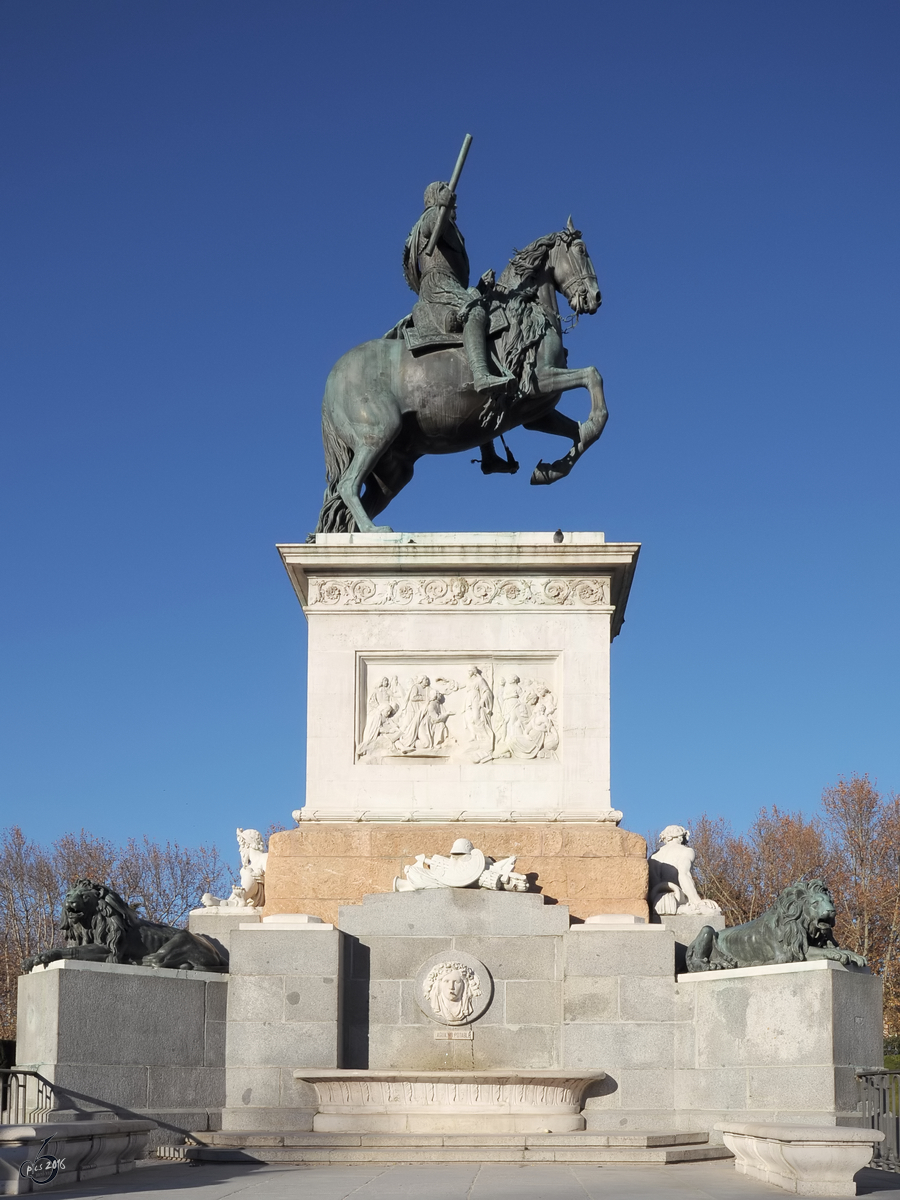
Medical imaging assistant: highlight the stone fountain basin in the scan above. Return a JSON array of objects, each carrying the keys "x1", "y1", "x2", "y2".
[{"x1": 292, "y1": 1069, "x2": 605, "y2": 1133}]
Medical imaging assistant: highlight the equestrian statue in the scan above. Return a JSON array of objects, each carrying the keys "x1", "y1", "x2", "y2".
[{"x1": 313, "y1": 134, "x2": 609, "y2": 535}]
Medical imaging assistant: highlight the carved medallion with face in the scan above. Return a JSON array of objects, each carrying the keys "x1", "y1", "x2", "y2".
[{"x1": 414, "y1": 951, "x2": 493, "y2": 1026}]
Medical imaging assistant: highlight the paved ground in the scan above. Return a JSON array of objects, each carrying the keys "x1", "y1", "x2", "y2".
[{"x1": 45, "y1": 1159, "x2": 900, "y2": 1199}]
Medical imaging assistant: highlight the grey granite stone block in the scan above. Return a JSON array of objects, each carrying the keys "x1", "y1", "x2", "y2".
[
  {"x1": 472, "y1": 1024, "x2": 559, "y2": 1069},
  {"x1": 227, "y1": 974, "x2": 283, "y2": 1023},
  {"x1": 451, "y1": 936, "x2": 559, "y2": 980},
  {"x1": 54, "y1": 970, "x2": 207, "y2": 1067},
  {"x1": 746, "y1": 1064, "x2": 837, "y2": 1111},
  {"x1": 832, "y1": 970, "x2": 883, "y2": 1067},
  {"x1": 505, "y1": 980, "x2": 561, "y2": 1025},
  {"x1": 564, "y1": 929, "x2": 675, "y2": 978},
  {"x1": 148, "y1": 1065, "x2": 225, "y2": 1110},
  {"x1": 226, "y1": 1020, "x2": 338, "y2": 1069},
  {"x1": 618, "y1": 975, "x2": 677, "y2": 1021},
  {"x1": 204, "y1": 1020, "x2": 225, "y2": 1067},
  {"x1": 16, "y1": 969, "x2": 60, "y2": 1063},
  {"x1": 229, "y1": 929, "x2": 341, "y2": 977},
  {"x1": 368, "y1": 979, "x2": 402, "y2": 1025},
  {"x1": 49, "y1": 1063, "x2": 150, "y2": 1111},
  {"x1": 673, "y1": 1065, "x2": 748, "y2": 1111},
  {"x1": 367, "y1": 937, "x2": 452, "y2": 980},
  {"x1": 617, "y1": 1066, "x2": 674, "y2": 1111},
  {"x1": 283, "y1": 975, "x2": 340, "y2": 1022},
  {"x1": 339, "y1": 888, "x2": 570, "y2": 937},
  {"x1": 672, "y1": 981, "x2": 696, "y2": 1023},
  {"x1": 224, "y1": 1066, "x2": 282, "y2": 1109},
  {"x1": 188, "y1": 909, "x2": 260, "y2": 956},
  {"x1": 221, "y1": 1105, "x2": 315, "y2": 1131},
  {"x1": 674, "y1": 1022, "x2": 696, "y2": 1069},
  {"x1": 692, "y1": 972, "x2": 832, "y2": 1069},
  {"x1": 584, "y1": 1107, "x2": 693, "y2": 1132},
  {"x1": 563, "y1": 1022, "x2": 675, "y2": 1071},
  {"x1": 369, "y1": 1024, "x2": 472, "y2": 1070},
  {"x1": 563, "y1": 975, "x2": 617, "y2": 1023},
  {"x1": 206, "y1": 979, "x2": 229, "y2": 1023}
]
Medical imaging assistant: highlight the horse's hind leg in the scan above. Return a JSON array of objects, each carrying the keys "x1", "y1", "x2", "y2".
[
  {"x1": 363, "y1": 451, "x2": 417, "y2": 520},
  {"x1": 335, "y1": 410, "x2": 403, "y2": 533}
]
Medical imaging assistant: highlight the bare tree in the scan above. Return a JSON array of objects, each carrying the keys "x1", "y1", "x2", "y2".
[
  {"x1": 690, "y1": 773, "x2": 900, "y2": 1034},
  {"x1": 0, "y1": 826, "x2": 232, "y2": 1039}
]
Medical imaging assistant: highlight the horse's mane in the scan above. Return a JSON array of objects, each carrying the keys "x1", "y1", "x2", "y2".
[
  {"x1": 497, "y1": 227, "x2": 581, "y2": 291},
  {"x1": 62, "y1": 878, "x2": 134, "y2": 962}
]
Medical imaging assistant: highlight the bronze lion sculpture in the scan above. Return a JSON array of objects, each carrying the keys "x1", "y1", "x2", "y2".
[
  {"x1": 686, "y1": 879, "x2": 867, "y2": 972},
  {"x1": 23, "y1": 878, "x2": 228, "y2": 973}
]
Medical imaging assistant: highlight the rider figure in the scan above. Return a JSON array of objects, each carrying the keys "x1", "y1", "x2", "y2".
[{"x1": 404, "y1": 181, "x2": 512, "y2": 397}]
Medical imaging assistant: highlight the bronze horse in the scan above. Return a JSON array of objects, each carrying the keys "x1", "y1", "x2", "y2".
[{"x1": 314, "y1": 220, "x2": 608, "y2": 534}]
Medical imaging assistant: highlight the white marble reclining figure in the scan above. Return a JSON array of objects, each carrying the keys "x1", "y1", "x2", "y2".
[{"x1": 393, "y1": 838, "x2": 529, "y2": 892}]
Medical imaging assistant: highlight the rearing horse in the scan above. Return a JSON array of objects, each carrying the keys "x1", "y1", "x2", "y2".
[{"x1": 314, "y1": 219, "x2": 608, "y2": 534}]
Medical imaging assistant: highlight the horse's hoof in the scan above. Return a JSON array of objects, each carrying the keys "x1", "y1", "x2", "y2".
[{"x1": 530, "y1": 461, "x2": 567, "y2": 486}]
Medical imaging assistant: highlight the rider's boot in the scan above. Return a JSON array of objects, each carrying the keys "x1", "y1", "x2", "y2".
[{"x1": 463, "y1": 309, "x2": 514, "y2": 395}]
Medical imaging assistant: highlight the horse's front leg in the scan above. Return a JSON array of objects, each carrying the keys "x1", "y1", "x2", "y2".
[{"x1": 528, "y1": 366, "x2": 608, "y2": 485}]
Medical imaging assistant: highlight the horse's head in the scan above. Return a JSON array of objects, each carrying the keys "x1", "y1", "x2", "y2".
[{"x1": 550, "y1": 217, "x2": 601, "y2": 316}]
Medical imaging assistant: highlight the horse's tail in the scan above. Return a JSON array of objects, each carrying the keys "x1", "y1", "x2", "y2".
[{"x1": 312, "y1": 411, "x2": 356, "y2": 536}]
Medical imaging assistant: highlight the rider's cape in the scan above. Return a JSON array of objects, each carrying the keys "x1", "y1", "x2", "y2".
[{"x1": 402, "y1": 215, "x2": 427, "y2": 294}]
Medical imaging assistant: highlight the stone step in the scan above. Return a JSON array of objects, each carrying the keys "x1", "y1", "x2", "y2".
[
  {"x1": 187, "y1": 1130, "x2": 733, "y2": 1165},
  {"x1": 194, "y1": 1130, "x2": 713, "y2": 1148}
]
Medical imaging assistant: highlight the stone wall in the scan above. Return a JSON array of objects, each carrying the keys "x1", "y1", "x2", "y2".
[
  {"x1": 671, "y1": 961, "x2": 883, "y2": 1135},
  {"x1": 264, "y1": 822, "x2": 649, "y2": 926},
  {"x1": 339, "y1": 889, "x2": 570, "y2": 1071},
  {"x1": 15, "y1": 960, "x2": 226, "y2": 1146},
  {"x1": 221, "y1": 924, "x2": 341, "y2": 1131}
]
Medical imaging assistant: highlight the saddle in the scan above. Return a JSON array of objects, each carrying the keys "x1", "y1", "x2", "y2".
[{"x1": 386, "y1": 303, "x2": 509, "y2": 357}]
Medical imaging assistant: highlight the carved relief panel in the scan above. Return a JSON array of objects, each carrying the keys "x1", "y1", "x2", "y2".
[{"x1": 356, "y1": 654, "x2": 560, "y2": 765}]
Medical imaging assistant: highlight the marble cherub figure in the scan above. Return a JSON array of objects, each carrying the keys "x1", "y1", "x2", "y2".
[{"x1": 648, "y1": 825, "x2": 721, "y2": 918}]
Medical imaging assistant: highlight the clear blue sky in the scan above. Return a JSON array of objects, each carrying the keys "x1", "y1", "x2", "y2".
[{"x1": 1, "y1": 1, "x2": 897, "y2": 856}]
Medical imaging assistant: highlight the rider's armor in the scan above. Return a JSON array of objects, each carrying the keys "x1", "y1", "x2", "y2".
[{"x1": 404, "y1": 183, "x2": 511, "y2": 396}]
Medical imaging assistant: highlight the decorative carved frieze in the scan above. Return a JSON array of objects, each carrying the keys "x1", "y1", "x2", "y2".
[
  {"x1": 294, "y1": 1070, "x2": 604, "y2": 1121},
  {"x1": 308, "y1": 575, "x2": 610, "y2": 610}
]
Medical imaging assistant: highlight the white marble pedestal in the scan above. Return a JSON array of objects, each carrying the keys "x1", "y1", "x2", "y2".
[{"x1": 278, "y1": 531, "x2": 639, "y2": 823}]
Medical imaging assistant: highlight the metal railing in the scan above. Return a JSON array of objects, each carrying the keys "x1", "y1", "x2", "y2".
[
  {"x1": 0, "y1": 1070, "x2": 56, "y2": 1125},
  {"x1": 857, "y1": 1070, "x2": 900, "y2": 1172}
]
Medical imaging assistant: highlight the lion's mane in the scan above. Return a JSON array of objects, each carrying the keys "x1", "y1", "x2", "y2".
[
  {"x1": 61, "y1": 879, "x2": 135, "y2": 962},
  {"x1": 770, "y1": 879, "x2": 834, "y2": 961}
]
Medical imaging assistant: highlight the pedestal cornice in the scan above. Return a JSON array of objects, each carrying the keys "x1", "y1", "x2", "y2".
[{"x1": 278, "y1": 531, "x2": 640, "y2": 640}]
